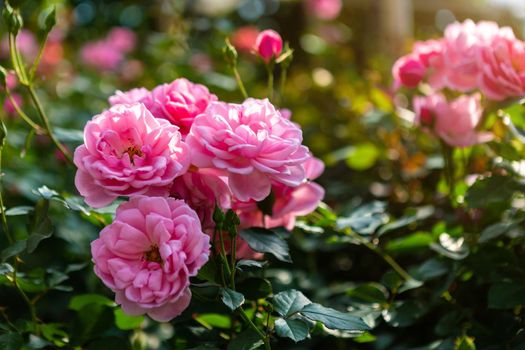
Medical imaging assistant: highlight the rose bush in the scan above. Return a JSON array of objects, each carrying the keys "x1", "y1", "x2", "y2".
[{"x1": 2, "y1": 1, "x2": 525, "y2": 350}]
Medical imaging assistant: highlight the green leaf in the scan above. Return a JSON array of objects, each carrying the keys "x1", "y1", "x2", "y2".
[
  {"x1": 430, "y1": 233, "x2": 469, "y2": 260},
  {"x1": 385, "y1": 232, "x2": 433, "y2": 254},
  {"x1": 378, "y1": 206, "x2": 434, "y2": 236},
  {"x1": 414, "y1": 258, "x2": 449, "y2": 281},
  {"x1": 479, "y1": 220, "x2": 521, "y2": 243},
  {"x1": 347, "y1": 283, "x2": 388, "y2": 305},
  {"x1": 41, "y1": 323, "x2": 68, "y2": 347},
  {"x1": 42, "y1": 7, "x2": 56, "y2": 33},
  {"x1": 300, "y1": 303, "x2": 370, "y2": 332},
  {"x1": 272, "y1": 289, "x2": 311, "y2": 318},
  {"x1": 239, "y1": 228, "x2": 291, "y2": 262},
  {"x1": 488, "y1": 281, "x2": 525, "y2": 309},
  {"x1": 455, "y1": 335, "x2": 476, "y2": 350},
  {"x1": 344, "y1": 143, "x2": 380, "y2": 170},
  {"x1": 69, "y1": 294, "x2": 115, "y2": 311},
  {"x1": 0, "y1": 262, "x2": 13, "y2": 276},
  {"x1": 1, "y1": 240, "x2": 27, "y2": 261},
  {"x1": 27, "y1": 198, "x2": 53, "y2": 253},
  {"x1": 382, "y1": 300, "x2": 426, "y2": 327},
  {"x1": 274, "y1": 318, "x2": 310, "y2": 342},
  {"x1": 114, "y1": 308, "x2": 144, "y2": 330},
  {"x1": 0, "y1": 120, "x2": 7, "y2": 148},
  {"x1": 227, "y1": 329, "x2": 264, "y2": 350},
  {"x1": 5, "y1": 206, "x2": 33, "y2": 216},
  {"x1": 336, "y1": 201, "x2": 388, "y2": 235},
  {"x1": 53, "y1": 127, "x2": 84, "y2": 142},
  {"x1": 236, "y1": 259, "x2": 268, "y2": 271},
  {"x1": 34, "y1": 186, "x2": 59, "y2": 199},
  {"x1": 465, "y1": 175, "x2": 523, "y2": 208},
  {"x1": 194, "y1": 313, "x2": 231, "y2": 329},
  {"x1": 220, "y1": 288, "x2": 245, "y2": 311},
  {"x1": 0, "y1": 333, "x2": 23, "y2": 350}
]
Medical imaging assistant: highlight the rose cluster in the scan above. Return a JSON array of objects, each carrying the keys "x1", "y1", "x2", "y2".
[
  {"x1": 75, "y1": 77, "x2": 324, "y2": 321},
  {"x1": 392, "y1": 20, "x2": 525, "y2": 147}
]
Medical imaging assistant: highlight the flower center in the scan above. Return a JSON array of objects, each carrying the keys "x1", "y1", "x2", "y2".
[
  {"x1": 125, "y1": 145, "x2": 144, "y2": 164},
  {"x1": 143, "y1": 245, "x2": 162, "y2": 264}
]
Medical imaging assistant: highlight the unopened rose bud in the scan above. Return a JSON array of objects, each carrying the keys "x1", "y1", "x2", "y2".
[{"x1": 255, "y1": 29, "x2": 283, "y2": 63}]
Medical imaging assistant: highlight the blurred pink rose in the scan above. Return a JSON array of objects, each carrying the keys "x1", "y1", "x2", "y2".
[
  {"x1": 392, "y1": 40, "x2": 447, "y2": 89},
  {"x1": 91, "y1": 196, "x2": 210, "y2": 322},
  {"x1": 477, "y1": 31, "x2": 525, "y2": 100},
  {"x1": 305, "y1": 0, "x2": 342, "y2": 20},
  {"x1": 81, "y1": 40, "x2": 124, "y2": 71},
  {"x1": 413, "y1": 93, "x2": 493, "y2": 147},
  {"x1": 3, "y1": 93, "x2": 22, "y2": 117},
  {"x1": 392, "y1": 55, "x2": 426, "y2": 89},
  {"x1": 232, "y1": 26, "x2": 260, "y2": 53},
  {"x1": 442, "y1": 20, "x2": 512, "y2": 92},
  {"x1": 74, "y1": 103, "x2": 190, "y2": 208},
  {"x1": 186, "y1": 98, "x2": 310, "y2": 202},
  {"x1": 6, "y1": 71, "x2": 17, "y2": 90},
  {"x1": 171, "y1": 168, "x2": 231, "y2": 230},
  {"x1": 107, "y1": 27, "x2": 136, "y2": 53},
  {"x1": 0, "y1": 30, "x2": 38, "y2": 60},
  {"x1": 109, "y1": 88, "x2": 149, "y2": 106},
  {"x1": 255, "y1": 30, "x2": 283, "y2": 62},
  {"x1": 142, "y1": 78, "x2": 218, "y2": 137}
]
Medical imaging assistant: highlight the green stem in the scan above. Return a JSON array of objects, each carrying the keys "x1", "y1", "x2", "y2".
[
  {"x1": 9, "y1": 34, "x2": 28, "y2": 84},
  {"x1": 266, "y1": 64, "x2": 274, "y2": 101},
  {"x1": 26, "y1": 85, "x2": 73, "y2": 164},
  {"x1": 441, "y1": 141, "x2": 456, "y2": 201},
  {"x1": 350, "y1": 231, "x2": 412, "y2": 281},
  {"x1": 279, "y1": 66, "x2": 287, "y2": 104},
  {"x1": 5, "y1": 88, "x2": 43, "y2": 133},
  {"x1": 232, "y1": 65, "x2": 248, "y2": 100},
  {"x1": 29, "y1": 32, "x2": 50, "y2": 82},
  {"x1": 238, "y1": 307, "x2": 271, "y2": 350},
  {"x1": 13, "y1": 265, "x2": 39, "y2": 334},
  {"x1": 0, "y1": 150, "x2": 12, "y2": 244},
  {"x1": 229, "y1": 231, "x2": 237, "y2": 289}
]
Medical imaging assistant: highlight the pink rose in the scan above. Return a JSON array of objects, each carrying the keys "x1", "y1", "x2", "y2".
[
  {"x1": 442, "y1": 20, "x2": 514, "y2": 92},
  {"x1": 107, "y1": 27, "x2": 136, "y2": 53},
  {"x1": 81, "y1": 40, "x2": 124, "y2": 71},
  {"x1": 255, "y1": 30, "x2": 283, "y2": 62},
  {"x1": 392, "y1": 40, "x2": 447, "y2": 90},
  {"x1": 232, "y1": 26, "x2": 260, "y2": 53},
  {"x1": 109, "y1": 88, "x2": 149, "y2": 106},
  {"x1": 171, "y1": 168, "x2": 232, "y2": 230},
  {"x1": 392, "y1": 55, "x2": 426, "y2": 89},
  {"x1": 305, "y1": 0, "x2": 342, "y2": 20},
  {"x1": 186, "y1": 98, "x2": 310, "y2": 202},
  {"x1": 413, "y1": 93, "x2": 493, "y2": 147},
  {"x1": 477, "y1": 31, "x2": 525, "y2": 100},
  {"x1": 142, "y1": 78, "x2": 218, "y2": 137},
  {"x1": 74, "y1": 103, "x2": 190, "y2": 208},
  {"x1": 91, "y1": 196, "x2": 210, "y2": 322}
]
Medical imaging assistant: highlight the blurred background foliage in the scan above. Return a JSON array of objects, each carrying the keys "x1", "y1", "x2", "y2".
[{"x1": 2, "y1": 0, "x2": 525, "y2": 349}]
